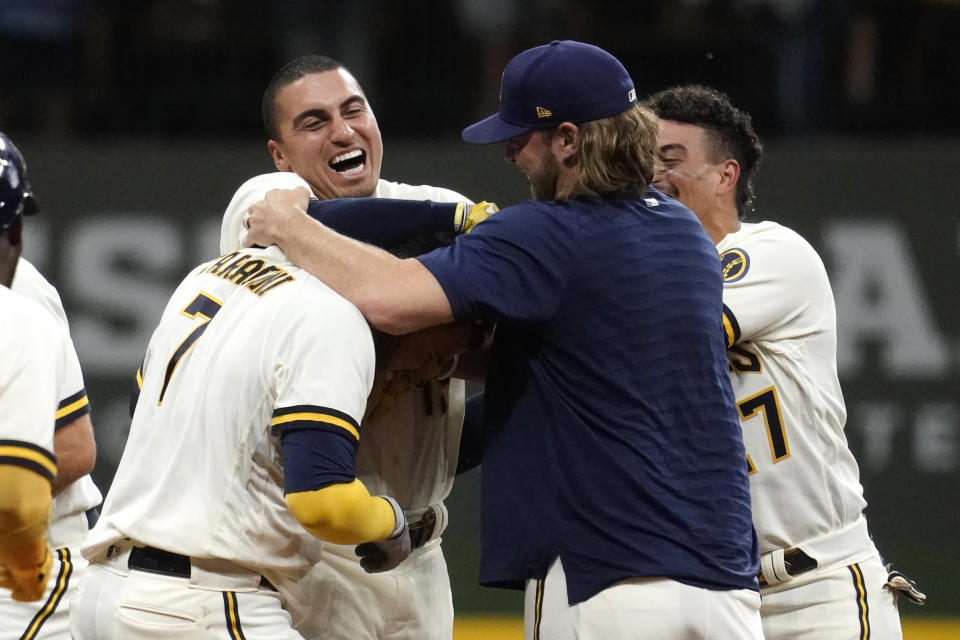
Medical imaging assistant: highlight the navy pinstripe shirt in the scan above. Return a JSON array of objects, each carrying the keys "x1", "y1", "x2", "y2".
[{"x1": 418, "y1": 188, "x2": 758, "y2": 604}]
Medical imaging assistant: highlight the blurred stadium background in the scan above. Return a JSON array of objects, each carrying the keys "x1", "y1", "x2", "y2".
[{"x1": 3, "y1": 0, "x2": 958, "y2": 636}]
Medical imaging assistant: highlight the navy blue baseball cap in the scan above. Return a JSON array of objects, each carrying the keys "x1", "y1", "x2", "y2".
[{"x1": 462, "y1": 40, "x2": 637, "y2": 144}]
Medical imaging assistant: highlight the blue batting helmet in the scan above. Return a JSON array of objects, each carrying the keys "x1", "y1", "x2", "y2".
[{"x1": 0, "y1": 133, "x2": 38, "y2": 231}]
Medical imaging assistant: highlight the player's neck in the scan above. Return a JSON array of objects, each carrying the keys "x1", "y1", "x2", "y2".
[{"x1": 703, "y1": 205, "x2": 740, "y2": 246}]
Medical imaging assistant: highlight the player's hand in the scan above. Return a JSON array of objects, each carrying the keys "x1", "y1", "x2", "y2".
[
  {"x1": 884, "y1": 564, "x2": 927, "y2": 605},
  {"x1": 356, "y1": 496, "x2": 411, "y2": 573},
  {"x1": 0, "y1": 541, "x2": 53, "y2": 602},
  {"x1": 455, "y1": 201, "x2": 498, "y2": 234},
  {"x1": 244, "y1": 187, "x2": 312, "y2": 248}
]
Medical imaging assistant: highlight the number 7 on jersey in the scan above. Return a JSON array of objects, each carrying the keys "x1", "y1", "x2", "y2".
[{"x1": 158, "y1": 292, "x2": 223, "y2": 404}]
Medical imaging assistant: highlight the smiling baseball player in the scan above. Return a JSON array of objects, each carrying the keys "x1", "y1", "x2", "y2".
[
  {"x1": 215, "y1": 54, "x2": 481, "y2": 640},
  {"x1": 648, "y1": 84, "x2": 922, "y2": 639}
]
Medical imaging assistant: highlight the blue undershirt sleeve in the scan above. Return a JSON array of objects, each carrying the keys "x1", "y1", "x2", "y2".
[
  {"x1": 280, "y1": 427, "x2": 357, "y2": 494},
  {"x1": 307, "y1": 198, "x2": 459, "y2": 250}
]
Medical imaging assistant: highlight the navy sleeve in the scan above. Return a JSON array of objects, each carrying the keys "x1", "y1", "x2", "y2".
[
  {"x1": 307, "y1": 198, "x2": 459, "y2": 250},
  {"x1": 280, "y1": 427, "x2": 357, "y2": 494},
  {"x1": 417, "y1": 201, "x2": 574, "y2": 324},
  {"x1": 456, "y1": 391, "x2": 484, "y2": 475}
]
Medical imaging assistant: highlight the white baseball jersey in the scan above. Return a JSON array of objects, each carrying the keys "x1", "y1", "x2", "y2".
[
  {"x1": 717, "y1": 222, "x2": 866, "y2": 553},
  {"x1": 11, "y1": 258, "x2": 103, "y2": 548},
  {"x1": 0, "y1": 285, "x2": 62, "y2": 467},
  {"x1": 721, "y1": 222, "x2": 901, "y2": 638},
  {"x1": 0, "y1": 285, "x2": 87, "y2": 640},
  {"x1": 220, "y1": 173, "x2": 467, "y2": 516},
  {"x1": 82, "y1": 246, "x2": 375, "y2": 592},
  {"x1": 718, "y1": 221, "x2": 867, "y2": 552},
  {"x1": 220, "y1": 173, "x2": 468, "y2": 640}
]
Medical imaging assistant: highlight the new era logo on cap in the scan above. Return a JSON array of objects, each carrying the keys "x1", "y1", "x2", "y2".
[{"x1": 462, "y1": 40, "x2": 637, "y2": 144}]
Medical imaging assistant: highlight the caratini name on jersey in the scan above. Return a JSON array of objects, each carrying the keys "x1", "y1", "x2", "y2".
[{"x1": 201, "y1": 250, "x2": 296, "y2": 296}]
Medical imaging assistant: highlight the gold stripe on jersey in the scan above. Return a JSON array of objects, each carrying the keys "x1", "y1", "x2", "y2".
[
  {"x1": 721, "y1": 303, "x2": 741, "y2": 348},
  {"x1": 21, "y1": 548, "x2": 73, "y2": 639},
  {"x1": 136, "y1": 366, "x2": 143, "y2": 390},
  {"x1": 272, "y1": 413, "x2": 360, "y2": 441},
  {"x1": 222, "y1": 591, "x2": 246, "y2": 640},
  {"x1": 55, "y1": 389, "x2": 90, "y2": 429},
  {"x1": 0, "y1": 440, "x2": 57, "y2": 481},
  {"x1": 271, "y1": 405, "x2": 361, "y2": 441},
  {"x1": 533, "y1": 578, "x2": 545, "y2": 640},
  {"x1": 201, "y1": 251, "x2": 296, "y2": 297}
]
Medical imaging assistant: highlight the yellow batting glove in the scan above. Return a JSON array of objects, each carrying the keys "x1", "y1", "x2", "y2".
[
  {"x1": 0, "y1": 540, "x2": 53, "y2": 602},
  {"x1": 454, "y1": 201, "x2": 499, "y2": 234}
]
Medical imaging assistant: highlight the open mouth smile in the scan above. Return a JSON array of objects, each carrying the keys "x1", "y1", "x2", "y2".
[{"x1": 330, "y1": 149, "x2": 366, "y2": 176}]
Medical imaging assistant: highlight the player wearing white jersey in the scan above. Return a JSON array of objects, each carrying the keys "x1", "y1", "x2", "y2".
[
  {"x1": 71, "y1": 245, "x2": 411, "y2": 640},
  {"x1": 648, "y1": 85, "x2": 922, "y2": 639},
  {"x1": 0, "y1": 288, "x2": 68, "y2": 602},
  {"x1": 0, "y1": 132, "x2": 101, "y2": 640},
  {"x1": 222, "y1": 171, "x2": 469, "y2": 639},
  {"x1": 5, "y1": 258, "x2": 102, "y2": 639},
  {"x1": 224, "y1": 54, "x2": 475, "y2": 640}
]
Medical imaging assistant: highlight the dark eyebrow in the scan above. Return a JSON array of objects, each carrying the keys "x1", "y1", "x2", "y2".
[
  {"x1": 659, "y1": 143, "x2": 687, "y2": 155},
  {"x1": 291, "y1": 95, "x2": 367, "y2": 130},
  {"x1": 292, "y1": 108, "x2": 330, "y2": 130},
  {"x1": 342, "y1": 95, "x2": 367, "y2": 109}
]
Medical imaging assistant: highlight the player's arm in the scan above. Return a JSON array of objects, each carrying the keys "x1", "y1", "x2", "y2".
[
  {"x1": 247, "y1": 187, "x2": 454, "y2": 335},
  {"x1": 222, "y1": 172, "x2": 495, "y2": 254},
  {"x1": 307, "y1": 198, "x2": 496, "y2": 249},
  {"x1": 0, "y1": 459, "x2": 55, "y2": 602},
  {"x1": 278, "y1": 421, "x2": 395, "y2": 544},
  {"x1": 49, "y1": 327, "x2": 96, "y2": 494},
  {"x1": 51, "y1": 413, "x2": 95, "y2": 496},
  {"x1": 720, "y1": 230, "x2": 828, "y2": 347},
  {"x1": 277, "y1": 424, "x2": 410, "y2": 572},
  {"x1": 0, "y1": 305, "x2": 62, "y2": 600},
  {"x1": 272, "y1": 296, "x2": 409, "y2": 571}
]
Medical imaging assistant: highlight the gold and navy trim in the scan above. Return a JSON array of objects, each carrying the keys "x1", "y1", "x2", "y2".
[
  {"x1": 270, "y1": 405, "x2": 360, "y2": 441},
  {"x1": 55, "y1": 389, "x2": 90, "y2": 430},
  {"x1": 19, "y1": 548, "x2": 72, "y2": 640},
  {"x1": 722, "y1": 303, "x2": 741, "y2": 348},
  {"x1": 533, "y1": 578, "x2": 545, "y2": 640},
  {"x1": 849, "y1": 563, "x2": 870, "y2": 640},
  {"x1": 222, "y1": 591, "x2": 246, "y2": 640},
  {"x1": 0, "y1": 440, "x2": 57, "y2": 482}
]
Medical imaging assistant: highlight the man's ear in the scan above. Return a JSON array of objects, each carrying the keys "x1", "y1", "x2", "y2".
[
  {"x1": 267, "y1": 139, "x2": 291, "y2": 172},
  {"x1": 717, "y1": 159, "x2": 741, "y2": 197},
  {"x1": 553, "y1": 122, "x2": 580, "y2": 163}
]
